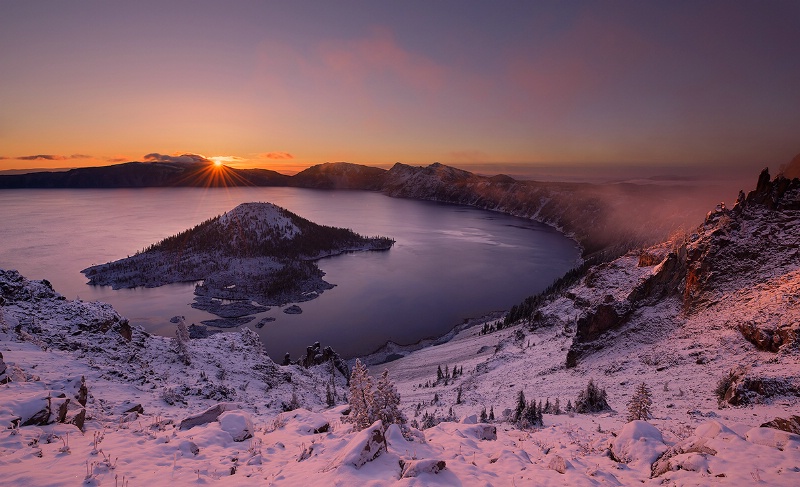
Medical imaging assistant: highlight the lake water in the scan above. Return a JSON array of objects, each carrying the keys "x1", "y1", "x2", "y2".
[{"x1": 0, "y1": 188, "x2": 579, "y2": 359}]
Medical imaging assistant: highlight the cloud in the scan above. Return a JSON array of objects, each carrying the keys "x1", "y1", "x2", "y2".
[
  {"x1": 70, "y1": 154, "x2": 92, "y2": 159},
  {"x1": 17, "y1": 154, "x2": 70, "y2": 161},
  {"x1": 143, "y1": 153, "x2": 211, "y2": 164},
  {"x1": 258, "y1": 152, "x2": 294, "y2": 160},
  {"x1": 0, "y1": 156, "x2": 9, "y2": 160},
  {"x1": 106, "y1": 157, "x2": 129, "y2": 163}
]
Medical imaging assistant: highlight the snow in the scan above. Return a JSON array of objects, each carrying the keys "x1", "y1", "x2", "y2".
[{"x1": 2, "y1": 172, "x2": 800, "y2": 485}]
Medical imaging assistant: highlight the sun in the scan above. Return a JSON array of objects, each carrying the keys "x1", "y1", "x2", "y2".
[{"x1": 214, "y1": 160, "x2": 223, "y2": 167}]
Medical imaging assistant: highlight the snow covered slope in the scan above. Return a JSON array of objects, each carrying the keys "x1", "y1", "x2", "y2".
[{"x1": 1, "y1": 170, "x2": 799, "y2": 485}]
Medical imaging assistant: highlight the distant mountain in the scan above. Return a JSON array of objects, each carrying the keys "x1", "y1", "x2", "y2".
[
  {"x1": 289, "y1": 162, "x2": 387, "y2": 190},
  {"x1": 0, "y1": 161, "x2": 289, "y2": 188}
]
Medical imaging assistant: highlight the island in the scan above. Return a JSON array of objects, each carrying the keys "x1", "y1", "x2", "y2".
[{"x1": 82, "y1": 202, "x2": 394, "y2": 326}]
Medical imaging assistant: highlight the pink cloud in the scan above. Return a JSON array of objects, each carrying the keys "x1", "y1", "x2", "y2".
[
  {"x1": 258, "y1": 152, "x2": 294, "y2": 160},
  {"x1": 317, "y1": 27, "x2": 447, "y2": 93}
]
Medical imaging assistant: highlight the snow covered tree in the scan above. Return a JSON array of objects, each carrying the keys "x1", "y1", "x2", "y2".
[
  {"x1": 514, "y1": 390, "x2": 526, "y2": 423},
  {"x1": 626, "y1": 382, "x2": 653, "y2": 422},
  {"x1": 437, "y1": 365, "x2": 443, "y2": 381},
  {"x1": 575, "y1": 378, "x2": 610, "y2": 413},
  {"x1": 489, "y1": 405, "x2": 495, "y2": 421},
  {"x1": 373, "y1": 369, "x2": 405, "y2": 428},
  {"x1": 479, "y1": 407, "x2": 488, "y2": 423},
  {"x1": 456, "y1": 386, "x2": 463, "y2": 404},
  {"x1": 345, "y1": 359, "x2": 375, "y2": 431}
]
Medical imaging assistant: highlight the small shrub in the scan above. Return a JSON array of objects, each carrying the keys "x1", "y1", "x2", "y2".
[{"x1": 715, "y1": 369, "x2": 741, "y2": 401}]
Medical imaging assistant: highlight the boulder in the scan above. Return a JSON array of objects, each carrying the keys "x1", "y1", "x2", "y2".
[
  {"x1": 611, "y1": 421, "x2": 667, "y2": 467},
  {"x1": 338, "y1": 420, "x2": 385, "y2": 469},
  {"x1": 547, "y1": 454, "x2": 570, "y2": 474},
  {"x1": 400, "y1": 459, "x2": 447, "y2": 478},
  {"x1": 179, "y1": 403, "x2": 239, "y2": 430},
  {"x1": 219, "y1": 410, "x2": 254, "y2": 442}
]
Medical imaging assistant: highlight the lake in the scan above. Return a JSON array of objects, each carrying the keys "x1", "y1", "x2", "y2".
[{"x1": 0, "y1": 188, "x2": 579, "y2": 359}]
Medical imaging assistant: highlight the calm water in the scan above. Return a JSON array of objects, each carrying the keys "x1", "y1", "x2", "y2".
[{"x1": 0, "y1": 188, "x2": 579, "y2": 358}]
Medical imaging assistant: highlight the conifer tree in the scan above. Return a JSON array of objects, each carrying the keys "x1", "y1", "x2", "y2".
[
  {"x1": 456, "y1": 386, "x2": 463, "y2": 405},
  {"x1": 626, "y1": 382, "x2": 653, "y2": 422},
  {"x1": 345, "y1": 359, "x2": 375, "y2": 431},
  {"x1": 437, "y1": 365, "x2": 443, "y2": 381},
  {"x1": 489, "y1": 405, "x2": 495, "y2": 421},
  {"x1": 480, "y1": 407, "x2": 488, "y2": 423},
  {"x1": 554, "y1": 398, "x2": 561, "y2": 415},
  {"x1": 575, "y1": 378, "x2": 610, "y2": 413},
  {"x1": 514, "y1": 390, "x2": 526, "y2": 423},
  {"x1": 374, "y1": 369, "x2": 405, "y2": 428}
]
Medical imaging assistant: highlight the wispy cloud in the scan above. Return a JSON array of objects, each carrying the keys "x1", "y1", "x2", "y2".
[
  {"x1": 13, "y1": 154, "x2": 93, "y2": 161},
  {"x1": 143, "y1": 153, "x2": 211, "y2": 164},
  {"x1": 17, "y1": 154, "x2": 70, "y2": 161},
  {"x1": 258, "y1": 152, "x2": 294, "y2": 160}
]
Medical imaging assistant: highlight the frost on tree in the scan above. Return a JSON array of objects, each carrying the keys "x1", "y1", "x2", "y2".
[
  {"x1": 345, "y1": 359, "x2": 375, "y2": 431},
  {"x1": 626, "y1": 382, "x2": 653, "y2": 422},
  {"x1": 345, "y1": 360, "x2": 406, "y2": 432},
  {"x1": 374, "y1": 369, "x2": 405, "y2": 428}
]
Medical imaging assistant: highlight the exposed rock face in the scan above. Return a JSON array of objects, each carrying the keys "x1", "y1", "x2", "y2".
[
  {"x1": 683, "y1": 169, "x2": 800, "y2": 313},
  {"x1": 761, "y1": 415, "x2": 800, "y2": 434},
  {"x1": 721, "y1": 374, "x2": 800, "y2": 406},
  {"x1": 738, "y1": 321, "x2": 799, "y2": 352},
  {"x1": 296, "y1": 342, "x2": 350, "y2": 379}
]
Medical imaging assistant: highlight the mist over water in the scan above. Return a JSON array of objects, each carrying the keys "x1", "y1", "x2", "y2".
[{"x1": 0, "y1": 188, "x2": 579, "y2": 358}]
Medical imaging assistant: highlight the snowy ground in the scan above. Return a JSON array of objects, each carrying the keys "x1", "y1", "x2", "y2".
[{"x1": 2, "y1": 173, "x2": 800, "y2": 485}]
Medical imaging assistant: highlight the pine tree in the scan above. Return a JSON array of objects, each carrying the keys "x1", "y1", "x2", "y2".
[
  {"x1": 554, "y1": 398, "x2": 561, "y2": 415},
  {"x1": 514, "y1": 390, "x2": 526, "y2": 423},
  {"x1": 437, "y1": 365, "x2": 443, "y2": 381},
  {"x1": 456, "y1": 386, "x2": 463, "y2": 404},
  {"x1": 374, "y1": 369, "x2": 406, "y2": 428},
  {"x1": 626, "y1": 382, "x2": 653, "y2": 422},
  {"x1": 544, "y1": 398, "x2": 551, "y2": 414},
  {"x1": 345, "y1": 359, "x2": 375, "y2": 431},
  {"x1": 479, "y1": 407, "x2": 487, "y2": 423},
  {"x1": 489, "y1": 405, "x2": 495, "y2": 421},
  {"x1": 566, "y1": 399, "x2": 573, "y2": 412},
  {"x1": 575, "y1": 378, "x2": 610, "y2": 413}
]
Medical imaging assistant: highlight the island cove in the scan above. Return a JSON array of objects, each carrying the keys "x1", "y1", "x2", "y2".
[{"x1": 82, "y1": 202, "x2": 394, "y2": 328}]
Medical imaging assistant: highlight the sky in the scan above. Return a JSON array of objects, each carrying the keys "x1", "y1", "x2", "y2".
[{"x1": 1, "y1": 0, "x2": 799, "y2": 177}]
